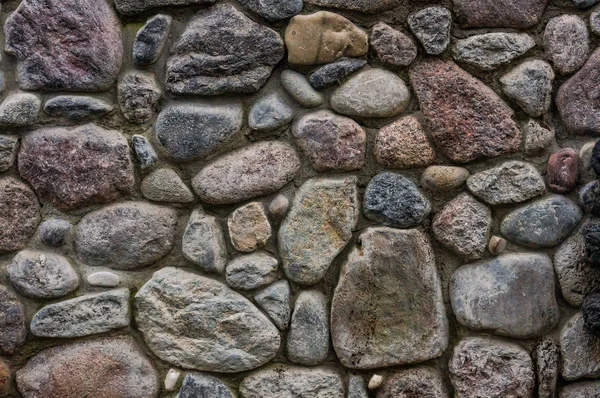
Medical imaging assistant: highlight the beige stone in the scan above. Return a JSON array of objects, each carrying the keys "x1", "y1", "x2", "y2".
[
  {"x1": 228, "y1": 202, "x2": 272, "y2": 252},
  {"x1": 375, "y1": 115, "x2": 435, "y2": 169},
  {"x1": 421, "y1": 166, "x2": 470, "y2": 191}
]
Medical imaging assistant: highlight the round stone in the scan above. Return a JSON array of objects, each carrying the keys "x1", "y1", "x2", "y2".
[
  {"x1": 228, "y1": 202, "x2": 271, "y2": 252},
  {"x1": 87, "y1": 272, "x2": 120, "y2": 288},
  {"x1": 548, "y1": 148, "x2": 579, "y2": 193},
  {"x1": 0, "y1": 93, "x2": 41, "y2": 127},
  {"x1": 43, "y1": 96, "x2": 113, "y2": 119},
  {"x1": 421, "y1": 166, "x2": 470, "y2": 191},
  {"x1": 269, "y1": 194, "x2": 289, "y2": 219},
  {"x1": 248, "y1": 91, "x2": 294, "y2": 131},
  {"x1": 133, "y1": 14, "x2": 172, "y2": 66},
  {"x1": 39, "y1": 219, "x2": 72, "y2": 247},
  {"x1": 281, "y1": 70, "x2": 324, "y2": 108},
  {"x1": 544, "y1": 15, "x2": 589, "y2": 75}
]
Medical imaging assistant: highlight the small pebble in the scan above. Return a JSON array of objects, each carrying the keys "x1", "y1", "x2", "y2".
[
  {"x1": 281, "y1": 70, "x2": 324, "y2": 108},
  {"x1": 118, "y1": 71, "x2": 162, "y2": 124},
  {"x1": 547, "y1": 148, "x2": 579, "y2": 193},
  {"x1": 308, "y1": 59, "x2": 367, "y2": 90},
  {"x1": 248, "y1": 91, "x2": 294, "y2": 131},
  {"x1": 39, "y1": 219, "x2": 72, "y2": 247},
  {"x1": 132, "y1": 135, "x2": 158, "y2": 170},
  {"x1": 141, "y1": 168, "x2": 195, "y2": 203},
  {"x1": 164, "y1": 368, "x2": 181, "y2": 392},
  {"x1": 584, "y1": 222, "x2": 600, "y2": 266},
  {"x1": 489, "y1": 236, "x2": 507, "y2": 256},
  {"x1": 87, "y1": 272, "x2": 120, "y2": 288},
  {"x1": 368, "y1": 374, "x2": 384, "y2": 389},
  {"x1": 44, "y1": 96, "x2": 113, "y2": 119},
  {"x1": 269, "y1": 194, "x2": 290, "y2": 219}
]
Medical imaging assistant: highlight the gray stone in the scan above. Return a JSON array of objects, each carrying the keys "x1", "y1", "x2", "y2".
[
  {"x1": 535, "y1": 338, "x2": 559, "y2": 398},
  {"x1": 453, "y1": 0, "x2": 548, "y2": 28},
  {"x1": 331, "y1": 69, "x2": 410, "y2": 118},
  {"x1": 560, "y1": 312, "x2": 600, "y2": 380},
  {"x1": 166, "y1": 4, "x2": 284, "y2": 95},
  {"x1": 592, "y1": 7, "x2": 600, "y2": 35},
  {"x1": 44, "y1": 96, "x2": 113, "y2": 119},
  {"x1": 0, "y1": 286, "x2": 26, "y2": 354},
  {"x1": 30, "y1": 289, "x2": 130, "y2": 338},
  {"x1": 467, "y1": 161, "x2": 546, "y2": 205},
  {"x1": 228, "y1": 202, "x2": 271, "y2": 253},
  {"x1": 279, "y1": 177, "x2": 358, "y2": 285},
  {"x1": 560, "y1": 381, "x2": 600, "y2": 397},
  {"x1": 118, "y1": 72, "x2": 161, "y2": 124},
  {"x1": 453, "y1": 33, "x2": 535, "y2": 71},
  {"x1": 303, "y1": 0, "x2": 399, "y2": 12},
  {"x1": 348, "y1": 375, "x2": 368, "y2": 398},
  {"x1": 581, "y1": 140, "x2": 599, "y2": 181},
  {"x1": 580, "y1": 181, "x2": 600, "y2": 215},
  {"x1": 176, "y1": 373, "x2": 236, "y2": 398},
  {"x1": 500, "y1": 60, "x2": 555, "y2": 117},
  {"x1": 192, "y1": 141, "x2": 300, "y2": 205},
  {"x1": 237, "y1": 0, "x2": 302, "y2": 21},
  {"x1": 75, "y1": 201, "x2": 178, "y2": 270},
  {"x1": 449, "y1": 337, "x2": 534, "y2": 398},
  {"x1": 254, "y1": 280, "x2": 291, "y2": 330},
  {"x1": 450, "y1": 253, "x2": 559, "y2": 338},
  {"x1": 269, "y1": 195, "x2": 290, "y2": 219},
  {"x1": 141, "y1": 168, "x2": 194, "y2": 203},
  {"x1": 39, "y1": 219, "x2": 71, "y2": 247},
  {"x1": 239, "y1": 365, "x2": 344, "y2": 398},
  {"x1": 135, "y1": 267, "x2": 280, "y2": 373},
  {"x1": 500, "y1": 195, "x2": 582, "y2": 248},
  {"x1": 432, "y1": 193, "x2": 491, "y2": 260},
  {"x1": 248, "y1": 92, "x2": 294, "y2": 131},
  {"x1": 8, "y1": 250, "x2": 78, "y2": 299},
  {"x1": 133, "y1": 14, "x2": 172, "y2": 66},
  {"x1": 363, "y1": 172, "x2": 431, "y2": 228},
  {"x1": 287, "y1": 291, "x2": 329, "y2": 366},
  {"x1": 155, "y1": 103, "x2": 243, "y2": 162},
  {"x1": 182, "y1": 208, "x2": 227, "y2": 273},
  {"x1": 226, "y1": 252, "x2": 278, "y2": 290},
  {"x1": 0, "y1": 135, "x2": 18, "y2": 172},
  {"x1": 87, "y1": 272, "x2": 120, "y2": 288},
  {"x1": 544, "y1": 15, "x2": 589, "y2": 75},
  {"x1": 370, "y1": 22, "x2": 417, "y2": 67},
  {"x1": 408, "y1": 7, "x2": 452, "y2": 55},
  {"x1": 331, "y1": 227, "x2": 448, "y2": 369},
  {"x1": 15, "y1": 337, "x2": 159, "y2": 398},
  {"x1": 376, "y1": 367, "x2": 449, "y2": 398},
  {"x1": 309, "y1": 59, "x2": 367, "y2": 89},
  {"x1": 573, "y1": 0, "x2": 600, "y2": 7},
  {"x1": 132, "y1": 135, "x2": 158, "y2": 170},
  {"x1": 0, "y1": 93, "x2": 40, "y2": 126},
  {"x1": 421, "y1": 166, "x2": 470, "y2": 192},
  {"x1": 281, "y1": 70, "x2": 324, "y2": 108},
  {"x1": 0, "y1": 177, "x2": 40, "y2": 253},
  {"x1": 524, "y1": 120, "x2": 555, "y2": 154},
  {"x1": 5, "y1": 0, "x2": 123, "y2": 91},
  {"x1": 115, "y1": 0, "x2": 215, "y2": 15}
]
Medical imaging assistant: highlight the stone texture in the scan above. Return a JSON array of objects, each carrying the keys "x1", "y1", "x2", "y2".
[
  {"x1": 408, "y1": 7, "x2": 451, "y2": 55},
  {"x1": 581, "y1": 140, "x2": 599, "y2": 183},
  {"x1": 18, "y1": 124, "x2": 135, "y2": 211},
  {"x1": 331, "y1": 227, "x2": 447, "y2": 369},
  {"x1": 279, "y1": 177, "x2": 358, "y2": 285},
  {"x1": 249, "y1": 92, "x2": 294, "y2": 131},
  {"x1": 176, "y1": 373, "x2": 236, "y2": 398},
  {"x1": 580, "y1": 181, "x2": 600, "y2": 215},
  {"x1": 548, "y1": 148, "x2": 579, "y2": 193},
  {"x1": 166, "y1": 5, "x2": 283, "y2": 95},
  {"x1": 39, "y1": 219, "x2": 71, "y2": 247},
  {"x1": 118, "y1": 72, "x2": 161, "y2": 124},
  {"x1": 0, "y1": 177, "x2": 40, "y2": 253},
  {"x1": 584, "y1": 222, "x2": 600, "y2": 266},
  {"x1": 453, "y1": 33, "x2": 535, "y2": 71},
  {"x1": 281, "y1": 70, "x2": 324, "y2": 108},
  {"x1": 141, "y1": 168, "x2": 194, "y2": 203},
  {"x1": 535, "y1": 338, "x2": 559, "y2": 398},
  {"x1": 363, "y1": 172, "x2": 431, "y2": 228},
  {"x1": 544, "y1": 15, "x2": 589, "y2": 75},
  {"x1": 592, "y1": 7, "x2": 600, "y2": 35},
  {"x1": 133, "y1": 14, "x2": 172, "y2": 66},
  {"x1": 376, "y1": 367, "x2": 449, "y2": 398},
  {"x1": 561, "y1": 381, "x2": 600, "y2": 398},
  {"x1": 115, "y1": 0, "x2": 215, "y2": 14},
  {"x1": 0, "y1": 135, "x2": 18, "y2": 172},
  {"x1": 375, "y1": 115, "x2": 435, "y2": 169},
  {"x1": 524, "y1": 120, "x2": 555, "y2": 154},
  {"x1": 182, "y1": 208, "x2": 227, "y2": 273},
  {"x1": 466, "y1": 161, "x2": 546, "y2": 205},
  {"x1": 269, "y1": 195, "x2": 290, "y2": 219},
  {"x1": 449, "y1": 337, "x2": 534, "y2": 398},
  {"x1": 370, "y1": 22, "x2": 417, "y2": 67},
  {"x1": 592, "y1": 140, "x2": 600, "y2": 176},
  {"x1": 450, "y1": 253, "x2": 559, "y2": 338},
  {"x1": 254, "y1": 280, "x2": 291, "y2": 330},
  {"x1": 560, "y1": 312, "x2": 600, "y2": 380},
  {"x1": 583, "y1": 293, "x2": 600, "y2": 335},
  {"x1": 410, "y1": 59, "x2": 521, "y2": 163},
  {"x1": 574, "y1": 0, "x2": 600, "y2": 7},
  {"x1": 0, "y1": 93, "x2": 40, "y2": 126},
  {"x1": 421, "y1": 166, "x2": 470, "y2": 191},
  {"x1": 132, "y1": 135, "x2": 158, "y2": 170},
  {"x1": 500, "y1": 60, "x2": 555, "y2": 117},
  {"x1": 285, "y1": 12, "x2": 368, "y2": 65},
  {"x1": 87, "y1": 272, "x2": 119, "y2": 288},
  {"x1": 287, "y1": 291, "x2": 329, "y2": 365},
  {"x1": 500, "y1": 195, "x2": 582, "y2": 248},
  {"x1": 330, "y1": 69, "x2": 410, "y2": 118},
  {"x1": 30, "y1": 289, "x2": 130, "y2": 338},
  {"x1": 308, "y1": 59, "x2": 367, "y2": 89},
  {"x1": 0, "y1": 358, "x2": 9, "y2": 395},
  {"x1": 304, "y1": 0, "x2": 400, "y2": 12},
  {"x1": 135, "y1": 267, "x2": 280, "y2": 373},
  {"x1": 489, "y1": 235, "x2": 508, "y2": 256},
  {"x1": 75, "y1": 201, "x2": 178, "y2": 270},
  {"x1": 237, "y1": 0, "x2": 302, "y2": 20},
  {"x1": 453, "y1": 0, "x2": 548, "y2": 28},
  {"x1": 8, "y1": 250, "x2": 78, "y2": 299},
  {"x1": 44, "y1": 96, "x2": 113, "y2": 119},
  {"x1": 0, "y1": 286, "x2": 26, "y2": 354},
  {"x1": 228, "y1": 202, "x2": 271, "y2": 252},
  {"x1": 226, "y1": 252, "x2": 278, "y2": 290},
  {"x1": 5, "y1": 0, "x2": 123, "y2": 91},
  {"x1": 15, "y1": 337, "x2": 158, "y2": 398},
  {"x1": 432, "y1": 193, "x2": 492, "y2": 260},
  {"x1": 193, "y1": 141, "x2": 300, "y2": 205},
  {"x1": 348, "y1": 375, "x2": 368, "y2": 398},
  {"x1": 155, "y1": 104, "x2": 243, "y2": 162},
  {"x1": 292, "y1": 110, "x2": 366, "y2": 171}
]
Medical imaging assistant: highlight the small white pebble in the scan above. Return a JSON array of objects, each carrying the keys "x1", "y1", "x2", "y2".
[
  {"x1": 368, "y1": 374, "x2": 383, "y2": 390},
  {"x1": 87, "y1": 271, "x2": 120, "y2": 288},
  {"x1": 164, "y1": 368, "x2": 181, "y2": 391}
]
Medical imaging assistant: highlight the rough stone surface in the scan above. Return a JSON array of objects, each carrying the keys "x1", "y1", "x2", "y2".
[
  {"x1": 132, "y1": 135, "x2": 158, "y2": 170},
  {"x1": 574, "y1": 0, "x2": 600, "y2": 7},
  {"x1": 308, "y1": 59, "x2": 367, "y2": 89},
  {"x1": 4, "y1": 0, "x2": 123, "y2": 91},
  {"x1": 192, "y1": 141, "x2": 300, "y2": 205},
  {"x1": 228, "y1": 202, "x2": 271, "y2": 252},
  {"x1": 524, "y1": 120, "x2": 555, "y2": 154},
  {"x1": 0, "y1": 135, "x2": 18, "y2": 173},
  {"x1": 453, "y1": 33, "x2": 535, "y2": 70},
  {"x1": 39, "y1": 219, "x2": 71, "y2": 247},
  {"x1": 141, "y1": 168, "x2": 195, "y2": 203},
  {"x1": 592, "y1": 140, "x2": 600, "y2": 175},
  {"x1": 254, "y1": 280, "x2": 291, "y2": 330},
  {"x1": 44, "y1": 96, "x2": 113, "y2": 119},
  {"x1": 281, "y1": 70, "x2": 324, "y2": 108},
  {"x1": 561, "y1": 381, "x2": 600, "y2": 397},
  {"x1": 18, "y1": 124, "x2": 135, "y2": 211},
  {"x1": 75, "y1": 201, "x2": 178, "y2": 270},
  {"x1": 279, "y1": 177, "x2": 358, "y2": 285},
  {"x1": 544, "y1": 15, "x2": 589, "y2": 75},
  {"x1": 292, "y1": 110, "x2": 366, "y2": 171},
  {"x1": 135, "y1": 267, "x2": 280, "y2": 373},
  {"x1": 0, "y1": 358, "x2": 9, "y2": 395},
  {"x1": 304, "y1": 0, "x2": 400, "y2": 12},
  {"x1": 182, "y1": 208, "x2": 227, "y2": 273},
  {"x1": 535, "y1": 338, "x2": 559, "y2": 398},
  {"x1": 118, "y1": 72, "x2": 161, "y2": 124},
  {"x1": 287, "y1": 291, "x2": 329, "y2": 365},
  {"x1": 375, "y1": 115, "x2": 435, "y2": 169},
  {"x1": 237, "y1": 0, "x2": 302, "y2": 20},
  {"x1": 249, "y1": 92, "x2": 294, "y2": 131},
  {"x1": 583, "y1": 293, "x2": 600, "y2": 335},
  {"x1": 0, "y1": 286, "x2": 26, "y2": 354},
  {"x1": 560, "y1": 312, "x2": 600, "y2": 380},
  {"x1": 376, "y1": 367, "x2": 449, "y2": 398},
  {"x1": 500, "y1": 60, "x2": 555, "y2": 117},
  {"x1": 115, "y1": 0, "x2": 215, "y2": 15},
  {"x1": 453, "y1": 0, "x2": 548, "y2": 28},
  {"x1": 421, "y1": 166, "x2": 470, "y2": 191},
  {"x1": 584, "y1": 222, "x2": 600, "y2": 266},
  {"x1": 348, "y1": 375, "x2": 368, "y2": 398},
  {"x1": 548, "y1": 148, "x2": 579, "y2": 193},
  {"x1": 408, "y1": 7, "x2": 451, "y2": 55},
  {"x1": 0, "y1": 93, "x2": 40, "y2": 126},
  {"x1": 370, "y1": 22, "x2": 417, "y2": 66},
  {"x1": 176, "y1": 373, "x2": 236, "y2": 398},
  {"x1": 133, "y1": 14, "x2": 172, "y2": 66},
  {"x1": 0, "y1": 177, "x2": 40, "y2": 253},
  {"x1": 87, "y1": 272, "x2": 120, "y2": 288},
  {"x1": 269, "y1": 195, "x2": 290, "y2": 219},
  {"x1": 226, "y1": 252, "x2": 278, "y2": 290},
  {"x1": 410, "y1": 59, "x2": 521, "y2": 163},
  {"x1": 592, "y1": 7, "x2": 600, "y2": 35},
  {"x1": 580, "y1": 181, "x2": 600, "y2": 215}
]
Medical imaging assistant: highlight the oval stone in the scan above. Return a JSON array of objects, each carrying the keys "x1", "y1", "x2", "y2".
[
  {"x1": 0, "y1": 177, "x2": 40, "y2": 253},
  {"x1": 548, "y1": 148, "x2": 579, "y2": 193},
  {"x1": 0, "y1": 286, "x2": 26, "y2": 354}
]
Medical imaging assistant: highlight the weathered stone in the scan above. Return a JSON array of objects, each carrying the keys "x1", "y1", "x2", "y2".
[
  {"x1": 44, "y1": 96, "x2": 113, "y2": 119},
  {"x1": 166, "y1": 5, "x2": 283, "y2": 95},
  {"x1": 375, "y1": 115, "x2": 435, "y2": 169},
  {"x1": 348, "y1": 375, "x2": 368, "y2": 398},
  {"x1": 287, "y1": 291, "x2": 329, "y2": 366},
  {"x1": 18, "y1": 124, "x2": 135, "y2": 211},
  {"x1": 332, "y1": 227, "x2": 447, "y2": 369},
  {"x1": 248, "y1": 92, "x2": 294, "y2": 131},
  {"x1": 467, "y1": 161, "x2": 546, "y2": 205},
  {"x1": 489, "y1": 235, "x2": 508, "y2": 256},
  {"x1": 155, "y1": 104, "x2": 243, "y2": 162},
  {"x1": 331, "y1": 69, "x2": 410, "y2": 118},
  {"x1": 584, "y1": 222, "x2": 600, "y2": 266},
  {"x1": 30, "y1": 289, "x2": 130, "y2": 338},
  {"x1": 450, "y1": 253, "x2": 559, "y2": 338},
  {"x1": 75, "y1": 201, "x2": 178, "y2": 270},
  {"x1": 135, "y1": 267, "x2": 280, "y2": 373},
  {"x1": 279, "y1": 177, "x2": 358, "y2": 285},
  {"x1": 544, "y1": 15, "x2": 589, "y2": 75},
  {"x1": 254, "y1": 280, "x2": 291, "y2": 330},
  {"x1": 269, "y1": 194, "x2": 290, "y2": 220},
  {"x1": 176, "y1": 373, "x2": 236, "y2": 398},
  {"x1": 535, "y1": 339, "x2": 559, "y2": 398},
  {"x1": 15, "y1": 337, "x2": 158, "y2": 398},
  {"x1": 370, "y1": 22, "x2": 417, "y2": 67},
  {"x1": 308, "y1": 59, "x2": 367, "y2": 89},
  {"x1": 592, "y1": 7, "x2": 600, "y2": 35},
  {"x1": 501, "y1": 195, "x2": 582, "y2": 248},
  {"x1": 583, "y1": 140, "x2": 600, "y2": 181},
  {"x1": 8, "y1": 250, "x2": 78, "y2": 299},
  {"x1": 560, "y1": 312, "x2": 600, "y2": 380},
  {"x1": 238, "y1": 0, "x2": 302, "y2": 20},
  {"x1": 193, "y1": 141, "x2": 300, "y2": 205},
  {"x1": 226, "y1": 252, "x2": 277, "y2": 290},
  {"x1": 115, "y1": 0, "x2": 215, "y2": 14},
  {"x1": 132, "y1": 135, "x2": 158, "y2": 170},
  {"x1": 363, "y1": 172, "x2": 431, "y2": 228},
  {"x1": 239, "y1": 365, "x2": 344, "y2": 398},
  {"x1": 141, "y1": 168, "x2": 194, "y2": 203},
  {"x1": 410, "y1": 59, "x2": 521, "y2": 163},
  {"x1": 454, "y1": 33, "x2": 534, "y2": 71},
  {"x1": 292, "y1": 110, "x2": 366, "y2": 171},
  {"x1": 133, "y1": 14, "x2": 172, "y2": 66},
  {"x1": 433, "y1": 193, "x2": 491, "y2": 260},
  {"x1": 0, "y1": 177, "x2": 40, "y2": 253},
  {"x1": 0, "y1": 93, "x2": 40, "y2": 126},
  {"x1": 0, "y1": 135, "x2": 18, "y2": 172},
  {"x1": 421, "y1": 166, "x2": 470, "y2": 191},
  {"x1": 87, "y1": 272, "x2": 119, "y2": 288},
  {"x1": 376, "y1": 367, "x2": 449, "y2": 398},
  {"x1": 454, "y1": 0, "x2": 548, "y2": 28},
  {"x1": 0, "y1": 286, "x2": 26, "y2": 354},
  {"x1": 118, "y1": 72, "x2": 161, "y2": 124},
  {"x1": 182, "y1": 208, "x2": 227, "y2": 273},
  {"x1": 561, "y1": 381, "x2": 600, "y2": 398},
  {"x1": 449, "y1": 337, "x2": 534, "y2": 398},
  {"x1": 0, "y1": 358, "x2": 9, "y2": 395},
  {"x1": 548, "y1": 148, "x2": 579, "y2": 193},
  {"x1": 281, "y1": 70, "x2": 324, "y2": 108},
  {"x1": 524, "y1": 120, "x2": 555, "y2": 154},
  {"x1": 592, "y1": 140, "x2": 600, "y2": 175},
  {"x1": 583, "y1": 293, "x2": 600, "y2": 335},
  {"x1": 285, "y1": 12, "x2": 368, "y2": 65},
  {"x1": 500, "y1": 60, "x2": 555, "y2": 117},
  {"x1": 228, "y1": 202, "x2": 271, "y2": 252},
  {"x1": 408, "y1": 7, "x2": 452, "y2": 55},
  {"x1": 580, "y1": 181, "x2": 600, "y2": 215},
  {"x1": 573, "y1": 0, "x2": 600, "y2": 6},
  {"x1": 5, "y1": 0, "x2": 123, "y2": 91}
]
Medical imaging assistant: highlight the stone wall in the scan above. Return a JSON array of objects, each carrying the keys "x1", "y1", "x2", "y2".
[{"x1": 0, "y1": 0, "x2": 599, "y2": 396}]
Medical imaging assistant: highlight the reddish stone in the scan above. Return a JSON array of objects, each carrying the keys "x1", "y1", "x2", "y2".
[
  {"x1": 548, "y1": 148, "x2": 579, "y2": 193},
  {"x1": 410, "y1": 59, "x2": 521, "y2": 164},
  {"x1": 0, "y1": 286, "x2": 26, "y2": 355},
  {"x1": 0, "y1": 177, "x2": 40, "y2": 253},
  {"x1": 454, "y1": 0, "x2": 548, "y2": 29}
]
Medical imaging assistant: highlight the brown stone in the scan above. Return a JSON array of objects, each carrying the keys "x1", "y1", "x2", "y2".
[
  {"x1": 548, "y1": 148, "x2": 579, "y2": 193},
  {"x1": 0, "y1": 177, "x2": 40, "y2": 253},
  {"x1": 0, "y1": 286, "x2": 26, "y2": 355},
  {"x1": 228, "y1": 202, "x2": 271, "y2": 252},
  {"x1": 285, "y1": 12, "x2": 368, "y2": 65},
  {"x1": 454, "y1": 0, "x2": 548, "y2": 29},
  {"x1": 370, "y1": 22, "x2": 417, "y2": 67},
  {"x1": 0, "y1": 358, "x2": 9, "y2": 395},
  {"x1": 375, "y1": 115, "x2": 435, "y2": 169},
  {"x1": 410, "y1": 59, "x2": 521, "y2": 164}
]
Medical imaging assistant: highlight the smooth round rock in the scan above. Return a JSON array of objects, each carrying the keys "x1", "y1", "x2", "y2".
[
  {"x1": 421, "y1": 166, "x2": 470, "y2": 191},
  {"x1": 269, "y1": 194, "x2": 290, "y2": 219},
  {"x1": 248, "y1": 92, "x2": 294, "y2": 131},
  {"x1": 87, "y1": 272, "x2": 120, "y2": 288},
  {"x1": 43, "y1": 96, "x2": 113, "y2": 119},
  {"x1": 0, "y1": 177, "x2": 40, "y2": 253},
  {"x1": 133, "y1": 14, "x2": 172, "y2": 66},
  {"x1": 281, "y1": 70, "x2": 324, "y2": 108},
  {"x1": 39, "y1": 219, "x2": 71, "y2": 247},
  {"x1": 308, "y1": 59, "x2": 367, "y2": 89}
]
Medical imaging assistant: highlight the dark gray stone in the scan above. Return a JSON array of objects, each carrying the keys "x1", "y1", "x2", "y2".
[
  {"x1": 39, "y1": 219, "x2": 71, "y2": 247},
  {"x1": 254, "y1": 280, "x2": 291, "y2": 330},
  {"x1": 583, "y1": 293, "x2": 600, "y2": 335},
  {"x1": 133, "y1": 14, "x2": 172, "y2": 66},
  {"x1": 453, "y1": 33, "x2": 535, "y2": 70},
  {"x1": 237, "y1": 0, "x2": 302, "y2": 21},
  {"x1": 132, "y1": 135, "x2": 158, "y2": 170},
  {"x1": 0, "y1": 93, "x2": 40, "y2": 126},
  {"x1": 43, "y1": 96, "x2": 113, "y2": 119},
  {"x1": 118, "y1": 72, "x2": 161, "y2": 124},
  {"x1": 535, "y1": 338, "x2": 559, "y2": 398},
  {"x1": 348, "y1": 375, "x2": 368, "y2": 398},
  {"x1": 225, "y1": 252, "x2": 278, "y2": 290},
  {"x1": 584, "y1": 222, "x2": 600, "y2": 266},
  {"x1": 248, "y1": 92, "x2": 294, "y2": 131},
  {"x1": 303, "y1": 0, "x2": 400, "y2": 12},
  {"x1": 573, "y1": 0, "x2": 600, "y2": 7},
  {"x1": 560, "y1": 312, "x2": 600, "y2": 380},
  {"x1": 182, "y1": 208, "x2": 227, "y2": 273},
  {"x1": 308, "y1": 59, "x2": 367, "y2": 89},
  {"x1": 287, "y1": 291, "x2": 329, "y2": 366},
  {"x1": 453, "y1": 0, "x2": 548, "y2": 28},
  {"x1": 176, "y1": 373, "x2": 236, "y2": 398},
  {"x1": 0, "y1": 135, "x2": 18, "y2": 172},
  {"x1": 0, "y1": 286, "x2": 26, "y2": 354},
  {"x1": 115, "y1": 0, "x2": 215, "y2": 14},
  {"x1": 408, "y1": 7, "x2": 452, "y2": 55},
  {"x1": 591, "y1": 140, "x2": 600, "y2": 175}
]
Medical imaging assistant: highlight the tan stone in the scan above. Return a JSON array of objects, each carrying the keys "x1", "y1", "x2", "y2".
[
  {"x1": 285, "y1": 11, "x2": 368, "y2": 65},
  {"x1": 375, "y1": 115, "x2": 435, "y2": 169},
  {"x1": 421, "y1": 166, "x2": 470, "y2": 191},
  {"x1": 228, "y1": 202, "x2": 272, "y2": 252}
]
